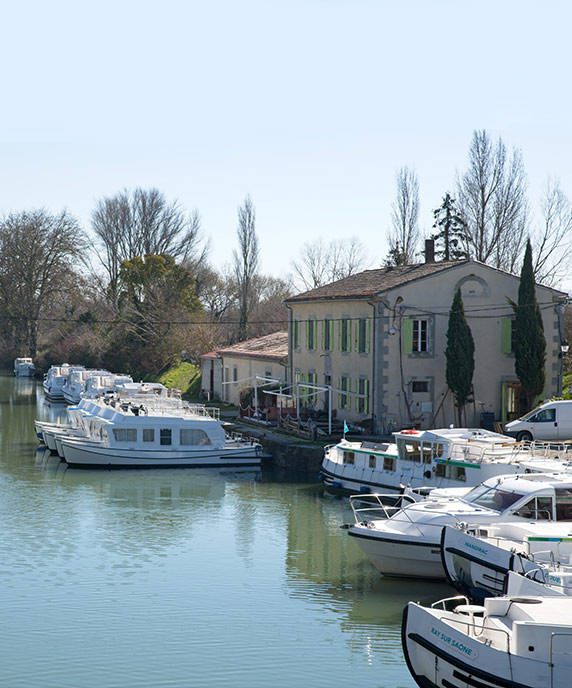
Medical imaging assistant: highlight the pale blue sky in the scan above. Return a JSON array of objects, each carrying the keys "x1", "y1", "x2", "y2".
[{"x1": 1, "y1": 0, "x2": 571, "y2": 287}]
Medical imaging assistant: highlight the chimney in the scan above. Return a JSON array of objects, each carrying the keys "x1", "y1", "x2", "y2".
[{"x1": 424, "y1": 239, "x2": 435, "y2": 263}]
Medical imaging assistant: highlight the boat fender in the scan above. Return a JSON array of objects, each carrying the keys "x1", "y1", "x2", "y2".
[
  {"x1": 424, "y1": 470, "x2": 431, "y2": 479},
  {"x1": 401, "y1": 429, "x2": 419, "y2": 435}
]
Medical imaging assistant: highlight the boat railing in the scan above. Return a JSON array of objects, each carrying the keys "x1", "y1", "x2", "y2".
[
  {"x1": 349, "y1": 492, "x2": 420, "y2": 523},
  {"x1": 446, "y1": 439, "x2": 572, "y2": 464},
  {"x1": 444, "y1": 613, "x2": 511, "y2": 652},
  {"x1": 225, "y1": 431, "x2": 259, "y2": 446}
]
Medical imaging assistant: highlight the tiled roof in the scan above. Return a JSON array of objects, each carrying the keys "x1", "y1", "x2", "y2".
[
  {"x1": 216, "y1": 331, "x2": 289, "y2": 361},
  {"x1": 286, "y1": 260, "x2": 466, "y2": 302},
  {"x1": 199, "y1": 351, "x2": 219, "y2": 360}
]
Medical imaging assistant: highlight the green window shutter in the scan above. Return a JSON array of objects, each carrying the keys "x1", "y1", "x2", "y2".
[
  {"x1": 338, "y1": 376, "x2": 343, "y2": 407},
  {"x1": 402, "y1": 319, "x2": 413, "y2": 355},
  {"x1": 322, "y1": 319, "x2": 326, "y2": 350},
  {"x1": 338, "y1": 320, "x2": 343, "y2": 351},
  {"x1": 355, "y1": 319, "x2": 360, "y2": 352},
  {"x1": 501, "y1": 318, "x2": 512, "y2": 354},
  {"x1": 306, "y1": 321, "x2": 310, "y2": 349},
  {"x1": 346, "y1": 320, "x2": 352, "y2": 352},
  {"x1": 364, "y1": 379, "x2": 370, "y2": 414},
  {"x1": 365, "y1": 319, "x2": 370, "y2": 354},
  {"x1": 329, "y1": 319, "x2": 333, "y2": 351},
  {"x1": 313, "y1": 320, "x2": 317, "y2": 349},
  {"x1": 501, "y1": 381, "x2": 508, "y2": 424}
]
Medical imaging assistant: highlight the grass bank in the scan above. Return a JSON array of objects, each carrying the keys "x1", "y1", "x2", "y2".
[{"x1": 147, "y1": 361, "x2": 201, "y2": 400}]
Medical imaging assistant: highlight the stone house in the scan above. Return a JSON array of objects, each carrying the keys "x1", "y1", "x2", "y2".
[
  {"x1": 200, "y1": 331, "x2": 288, "y2": 406},
  {"x1": 285, "y1": 253, "x2": 568, "y2": 434}
]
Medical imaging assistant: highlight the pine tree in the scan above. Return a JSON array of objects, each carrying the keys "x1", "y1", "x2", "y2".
[
  {"x1": 431, "y1": 193, "x2": 468, "y2": 261},
  {"x1": 446, "y1": 288, "x2": 475, "y2": 425},
  {"x1": 514, "y1": 240, "x2": 546, "y2": 410}
]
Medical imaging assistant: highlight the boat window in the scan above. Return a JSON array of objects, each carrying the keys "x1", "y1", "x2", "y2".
[
  {"x1": 343, "y1": 451, "x2": 355, "y2": 465},
  {"x1": 404, "y1": 441, "x2": 421, "y2": 463},
  {"x1": 383, "y1": 456, "x2": 395, "y2": 471},
  {"x1": 143, "y1": 429, "x2": 154, "y2": 443},
  {"x1": 434, "y1": 443, "x2": 445, "y2": 458},
  {"x1": 555, "y1": 488, "x2": 572, "y2": 520},
  {"x1": 368, "y1": 455, "x2": 376, "y2": 469},
  {"x1": 180, "y1": 429, "x2": 212, "y2": 446},
  {"x1": 463, "y1": 485, "x2": 524, "y2": 511},
  {"x1": 422, "y1": 444, "x2": 432, "y2": 464},
  {"x1": 514, "y1": 496, "x2": 554, "y2": 520},
  {"x1": 113, "y1": 429, "x2": 137, "y2": 442},
  {"x1": 434, "y1": 462, "x2": 465, "y2": 481},
  {"x1": 160, "y1": 428, "x2": 172, "y2": 446}
]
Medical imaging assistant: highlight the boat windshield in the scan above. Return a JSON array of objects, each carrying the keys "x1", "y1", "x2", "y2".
[{"x1": 462, "y1": 483, "x2": 525, "y2": 512}]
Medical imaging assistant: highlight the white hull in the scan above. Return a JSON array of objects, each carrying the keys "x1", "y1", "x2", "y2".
[
  {"x1": 348, "y1": 529, "x2": 444, "y2": 579},
  {"x1": 403, "y1": 600, "x2": 572, "y2": 688},
  {"x1": 60, "y1": 439, "x2": 263, "y2": 468}
]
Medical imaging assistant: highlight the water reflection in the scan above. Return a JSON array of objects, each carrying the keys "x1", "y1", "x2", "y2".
[{"x1": 0, "y1": 375, "x2": 440, "y2": 687}]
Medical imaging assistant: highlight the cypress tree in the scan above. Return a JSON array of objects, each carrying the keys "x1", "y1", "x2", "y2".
[
  {"x1": 514, "y1": 240, "x2": 546, "y2": 411},
  {"x1": 446, "y1": 288, "x2": 475, "y2": 426}
]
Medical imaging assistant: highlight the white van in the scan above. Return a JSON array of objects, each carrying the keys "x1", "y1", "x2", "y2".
[{"x1": 505, "y1": 400, "x2": 572, "y2": 441}]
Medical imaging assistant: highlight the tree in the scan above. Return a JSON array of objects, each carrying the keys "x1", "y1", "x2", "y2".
[
  {"x1": 0, "y1": 209, "x2": 84, "y2": 357},
  {"x1": 290, "y1": 236, "x2": 369, "y2": 291},
  {"x1": 431, "y1": 193, "x2": 468, "y2": 261},
  {"x1": 233, "y1": 195, "x2": 259, "y2": 341},
  {"x1": 445, "y1": 288, "x2": 475, "y2": 426},
  {"x1": 110, "y1": 254, "x2": 203, "y2": 377},
  {"x1": 513, "y1": 241, "x2": 546, "y2": 411},
  {"x1": 456, "y1": 130, "x2": 528, "y2": 272},
  {"x1": 386, "y1": 166, "x2": 420, "y2": 266},
  {"x1": 531, "y1": 178, "x2": 572, "y2": 287},
  {"x1": 91, "y1": 188, "x2": 209, "y2": 306}
]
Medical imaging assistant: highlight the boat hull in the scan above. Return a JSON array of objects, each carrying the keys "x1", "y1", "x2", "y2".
[
  {"x1": 402, "y1": 601, "x2": 571, "y2": 688},
  {"x1": 348, "y1": 528, "x2": 444, "y2": 579},
  {"x1": 60, "y1": 439, "x2": 264, "y2": 468}
]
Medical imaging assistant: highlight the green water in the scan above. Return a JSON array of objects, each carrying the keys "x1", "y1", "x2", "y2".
[{"x1": 0, "y1": 375, "x2": 452, "y2": 687}]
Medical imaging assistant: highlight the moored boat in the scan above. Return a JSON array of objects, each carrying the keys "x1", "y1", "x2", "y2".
[
  {"x1": 344, "y1": 472, "x2": 572, "y2": 580},
  {"x1": 402, "y1": 590, "x2": 572, "y2": 687},
  {"x1": 320, "y1": 427, "x2": 572, "y2": 496},
  {"x1": 13, "y1": 357, "x2": 35, "y2": 377}
]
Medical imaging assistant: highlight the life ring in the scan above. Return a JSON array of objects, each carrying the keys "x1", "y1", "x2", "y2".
[{"x1": 401, "y1": 429, "x2": 419, "y2": 434}]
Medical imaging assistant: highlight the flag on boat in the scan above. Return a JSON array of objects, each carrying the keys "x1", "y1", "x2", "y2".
[{"x1": 343, "y1": 421, "x2": 349, "y2": 436}]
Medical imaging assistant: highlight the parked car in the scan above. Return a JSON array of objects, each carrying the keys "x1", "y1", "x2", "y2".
[{"x1": 505, "y1": 400, "x2": 572, "y2": 441}]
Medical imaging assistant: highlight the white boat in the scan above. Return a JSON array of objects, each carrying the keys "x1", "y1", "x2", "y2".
[
  {"x1": 320, "y1": 427, "x2": 572, "y2": 496},
  {"x1": 344, "y1": 473, "x2": 572, "y2": 580},
  {"x1": 53, "y1": 397, "x2": 268, "y2": 468},
  {"x1": 61, "y1": 368, "x2": 113, "y2": 404},
  {"x1": 441, "y1": 521, "x2": 572, "y2": 599},
  {"x1": 13, "y1": 357, "x2": 35, "y2": 377},
  {"x1": 402, "y1": 589, "x2": 572, "y2": 688},
  {"x1": 43, "y1": 364, "x2": 85, "y2": 400}
]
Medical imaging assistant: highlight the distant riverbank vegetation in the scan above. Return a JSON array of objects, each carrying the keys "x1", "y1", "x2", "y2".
[{"x1": 0, "y1": 190, "x2": 293, "y2": 378}]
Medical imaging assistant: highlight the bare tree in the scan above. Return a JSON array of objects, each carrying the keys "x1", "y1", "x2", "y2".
[
  {"x1": 0, "y1": 209, "x2": 85, "y2": 357},
  {"x1": 456, "y1": 130, "x2": 528, "y2": 272},
  {"x1": 531, "y1": 178, "x2": 572, "y2": 286},
  {"x1": 290, "y1": 236, "x2": 370, "y2": 291},
  {"x1": 233, "y1": 195, "x2": 259, "y2": 341},
  {"x1": 386, "y1": 166, "x2": 420, "y2": 265},
  {"x1": 91, "y1": 188, "x2": 209, "y2": 305}
]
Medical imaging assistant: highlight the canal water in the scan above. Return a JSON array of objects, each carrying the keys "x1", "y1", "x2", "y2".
[{"x1": 0, "y1": 375, "x2": 453, "y2": 688}]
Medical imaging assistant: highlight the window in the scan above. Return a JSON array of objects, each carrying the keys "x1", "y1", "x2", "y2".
[
  {"x1": 411, "y1": 380, "x2": 429, "y2": 393},
  {"x1": 180, "y1": 429, "x2": 211, "y2": 446},
  {"x1": 323, "y1": 318, "x2": 333, "y2": 351},
  {"x1": 143, "y1": 429, "x2": 154, "y2": 442},
  {"x1": 402, "y1": 318, "x2": 432, "y2": 355},
  {"x1": 515, "y1": 497, "x2": 554, "y2": 520},
  {"x1": 233, "y1": 367, "x2": 238, "y2": 383},
  {"x1": 339, "y1": 375, "x2": 350, "y2": 410},
  {"x1": 307, "y1": 319, "x2": 317, "y2": 351},
  {"x1": 293, "y1": 319, "x2": 301, "y2": 349},
  {"x1": 403, "y1": 440, "x2": 421, "y2": 463},
  {"x1": 357, "y1": 378, "x2": 369, "y2": 414},
  {"x1": 501, "y1": 318, "x2": 516, "y2": 354},
  {"x1": 530, "y1": 409, "x2": 556, "y2": 423},
  {"x1": 383, "y1": 456, "x2": 395, "y2": 471},
  {"x1": 343, "y1": 451, "x2": 355, "y2": 465},
  {"x1": 355, "y1": 317, "x2": 370, "y2": 354},
  {"x1": 556, "y1": 488, "x2": 572, "y2": 520},
  {"x1": 339, "y1": 318, "x2": 351, "y2": 352},
  {"x1": 113, "y1": 428, "x2": 137, "y2": 442},
  {"x1": 413, "y1": 319, "x2": 428, "y2": 352},
  {"x1": 369, "y1": 455, "x2": 376, "y2": 468},
  {"x1": 160, "y1": 428, "x2": 172, "y2": 446}
]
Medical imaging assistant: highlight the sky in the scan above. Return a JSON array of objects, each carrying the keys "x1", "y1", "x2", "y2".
[{"x1": 2, "y1": 0, "x2": 572, "y2": 291}]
